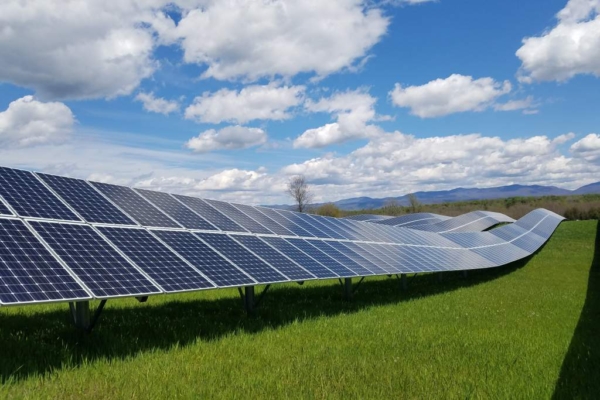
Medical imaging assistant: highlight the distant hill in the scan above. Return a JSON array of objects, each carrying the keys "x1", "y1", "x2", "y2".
[{"x1": 267, "y1": 182, "x2": 600, "y2": 211}]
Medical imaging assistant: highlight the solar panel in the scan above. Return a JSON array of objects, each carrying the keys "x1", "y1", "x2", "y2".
[
  {"x1": 135, "y1": 189, "x2": 217, "y2": 230},
  {"x1": 255, "y1": 207, "x2": 315, "y2": 237},
  {"x1": 305, "y1": 240, "x2": 374, "y2": 276},
  {"x1": 232, "y1": 203, "x2": 296, "y2": 236},
  {"x1": 173, "y1": 195, "x2": 247, "y2": 232},
  {"x1": 338, "y1": 241, "x2": 396, "y2": 274},
  {"x1": 195, "y1": 232, "x2": 288, "y2": 284},
  {"x1": 97, "y1": 226, "x2": 214, "y2": 292},
  {"x1": 152, "y1": 230, "x2": 255, "y2": 287},
  {"x1": 325, "y1": 241, "x2": 388, "y2": 275},
  {"x1": 0, "y1": 197, "x2": 11, "y2": 215},
  {"x1": 29, "y1": 221, "x2": 161, "y2": 298},
  {"x1": 284, "y1": 238, "x2": 356, "y2": 277},
  {"x1": 36, "y1": 173, "x2": 135, "y2": 225},
  {"x1": 274, "y1": 210, "x2": 329, "y2": 238},
  {"x1": 0, "y1": 167, "x2": 81, "y2": 221},
  {"x1": 357, "y1": 243, "x2": 403, "y2": 273},
  {"x1": 203, "y1": 199, "x2": 273, "y2": 234},
  {"x1": 302, "y1": 214, "x2": 347, "y2": 239},
  {"x1": 231, "y1": 235, "x2": 316, "y2": 281},
  {"x1": 90, "y1": 182, "x2": 180, "y2": 228},
  {"x1": 0, "y1": 218, "x2": 90, "y2": 304},
  {"x1": 260, "y1": 236, "x2": 338, "y2": 278}
]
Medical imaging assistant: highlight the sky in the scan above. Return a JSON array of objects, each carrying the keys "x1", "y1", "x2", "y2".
[{"x1": 0, "y1": 0, "x2": 599, "y2": 205}]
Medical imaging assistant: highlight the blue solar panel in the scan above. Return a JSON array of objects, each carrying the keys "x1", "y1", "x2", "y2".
[
  {"x1": 173, "y1": 195, "x2": 247, "y2": 232},
  {"x1": 153, "y1": 230, "x2": 255, "y2": 287},
  {"x1": 323, "y1": 241, "x2": 385, "y2": 275},
  {"x1": 259, "y1": 237, "x2": 338, "y2": 278},
  {"x1": 0, "y1": 197, "x2": 11, "y2": 215},
  {"x1": 0, "y1": 218, "x2": 90, "y2": 304},
  {"x1": 302, "y1": 215, "x2": 347, "y2": 239},
  {"x1": 231, "y1": 235, "x2": 316, "y2": 281},
  {"x1": 255, "y1": 207, "x2": 315, "y2": 237},
  {"x1": 90, "y1": 182, "x2": 180, "y2": 228},
  {"x1": 357, "y1": 243, "x2": 403, "y2": 273},
  {"x1": 135, "y1": 189, "x2": 217, "y2": 230},
  {"x1": 195, "y1": 232, "x2": 288, "y2": 284},
  {"x1": 232, "y1": 203, "x2": 296, "y2": 236},
  {"x1": 285, "y1": 238, "x2": 356, "y2": 277},
  {"x1": 29, "y1": 221, "x2": 161, "y2": 298},
  {"x1": 97, "y1": 226, "x2": 214, "y2": 292},
  {"x1": 0, "y1": 167, "x2": 81, "y2": 221},
  {"x1": 275, "y1": 210, "x2": 331, "y2": 238},
  {"x1": 204, "y1": 199, "x2": 273, "y2": 235},
  {"x1": 37, "y1": 173, "x2": 135, "y2": 225},
  {"x1": 338, "y1": 242, "x2": 396, "y2": 274},
  {"x1": 308, "y1": 240, "x2": 374, "y2": 275}
]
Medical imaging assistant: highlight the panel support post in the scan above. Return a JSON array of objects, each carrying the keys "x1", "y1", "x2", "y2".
[
  {"x1": 462, "y1": 270, "x2": 468, "y2": 278},
  {"x1": 71, "y1": 301, "x2": 90, "y2": 330},
  {"x1": 244, "y1": 286, "x2": 255, "y2": 314},
  {"x1": 438, "y1": 272, "x2": 444, "y2": 282},
  {"x1": 344, "y1": 277, "x2": 353, "y2": 301},
  {"x1": 401, "y1": 273, "x2": 408, "y2": 291}
]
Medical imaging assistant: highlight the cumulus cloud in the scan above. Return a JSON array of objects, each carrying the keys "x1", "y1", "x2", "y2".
[
  {"x1": 0, "y1": 96, "x2": 75, "y2": 147},
  {"x1": 185, "y1": 85, "x2": 305, "y2": 124},
  {"x1": 516, "y1": 0, "x2": 600, "y2": 82},
  {"x1": 173, "y1": 0, "x2": 389, "y2": 81},
  {"x1": 0, "y1": 0, "x2": 166, "y2": 99},
  {"x1": 185, "y1": 126, "x2": 268, "y2": 153},
  {"x1": 571, "y1": 133, "x2": 600, "y2": 161},
  {"x1": 294, "y1": 88, "x2": 382, "y2": 148},
  {"x1": 389, "y1": 74, "x2": 512, "y2": 118},
  {"x1": 135, "y1": 92, "x2": 179, "y2": 115},
  {"x1": 493, "y1": 96, "x2": 538, "y2": 113}
]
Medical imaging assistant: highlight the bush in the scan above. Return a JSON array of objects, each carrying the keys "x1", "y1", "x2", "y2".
[{"x1": 315, "y1": 203, "x2": 342, "y2": 218}]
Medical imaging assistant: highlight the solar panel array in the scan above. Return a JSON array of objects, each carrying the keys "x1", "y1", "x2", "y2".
[{"x1": 0, "y1": 166, "x2": 564, "y2": 307}]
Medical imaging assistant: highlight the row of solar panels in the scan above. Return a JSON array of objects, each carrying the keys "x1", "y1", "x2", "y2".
[{"x1": 0, "y1": 207, "x2": 562, "y2": 306}]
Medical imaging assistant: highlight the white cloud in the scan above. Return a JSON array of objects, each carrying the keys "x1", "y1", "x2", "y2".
[
  {"x1": 135, "y1": 92, "x2": 179, "y2": 115},
  {"x1": 516, "y1": 0, "x2": 600, "y2": 83},
  {"x1": 571, "y1": 133, "x2": 600, "y2": 161},
  {"x1": 389, "y1": 74, "x2": 512, "y2": 118},
  {"x1": 0, "y1": 96, "x2": 74, "y2": 147},
  {"x1": 173, "y1": 0, "x2": 389, "y2": 81},
  {"x1": 493, "y1": 96, "x2": 537, "y2": 113},
  {"x1": 294, "y1": 88, "x2": 382, "y2": 148},
  {"x1": 185, "y1": 85, "x2": 305, "y2": 124},
  {"x1": 0, "y1": 0, "x2": 168, "y2": 99},
  {"x1": 185, "y1": 125, "x2": 268, "y2": 153}
]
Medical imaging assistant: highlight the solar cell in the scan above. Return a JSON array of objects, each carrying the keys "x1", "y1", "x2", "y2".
[
  {"x1": 37, "y1": 173, "x2": 135, "y2": 225},
  {"x1": 0, "y1": 218, "x2": 90, "y2": 305},
  {"x1": 135, "y1": 189, "x2": 217, "y2": 230},
  {"x1": 358, "y1": 243, "x2": 403, "y2": 273},
  {"x1": 338, "y1": 241, "x2": 396, "y2": 274},
  {"x1": 204, "y1": 199, "x2": 273, "y2": 234},
  {"x1": 325, "y1": 241, "x2": 388, "y2": 275},
  {"x1": 302, "y1": 214, "x2": 347, "y2": 239},
  {"x1": 153, "y1": 230, "x2": 255, "y2": 287},
  {"x1": 307, "y1": 240, "x2": 374, "y2": 276},
  {"x1": 195, "y1": 232, "x2": 288, "y2": 284},
  {"x1": 0, "y1": 197, "x2": 11, "y2": 215},
  {"x1": 284, "y1": 238, "x2": 356, "y2": 277},
  {"x1": 29, "y1": 221, "x2": 161, "y2": 298},
  {"x1": 274, "y1": 210, "x2": 329, "y2": 238},
  {"x1": 260, "y1": 236, "x2": 338, "y2": 278},
  {"x1": 231, "y1": 235, "x2": 316, "y2": 281},
  {"x1": 173, "y1": 195, "x2": 247, "y2": 232},
  {"x1": 90, "y1": 182, "x2": 180, "y2": 228},
  {"x1": 255, "y1": 207, "x2": 315, "y2": 237},
  {"x1": 232, "y1": 203, "x2": 296, "y2": 236},
  {"x1": 97, "y1": 226, "x2": 215, "y2": 292},
  {"x1": 0, "y1": 167, "x2": 81, "y2": 221}
]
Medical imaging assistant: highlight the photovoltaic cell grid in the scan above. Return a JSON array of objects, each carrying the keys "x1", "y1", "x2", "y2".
[
  {"x1": 37, "y1": 173, "x2": 135, "y2": 225},
  {"x1": 97, "y1": 226, "x2": 214, "y2": 292},
  {"x1": 204, "y1": 199, "x2": 273, "y2": 235},
  {"x1": 174, "y1": 195, "x2": 247, "y2": 233},
  {"x1": 283, "y1": 238, "x2": 356, "y2": 277},
  {"x1": 232, "y1": 203, "x2": 296, "y2": 236},
  {"x1": 195, "y1": 232, "x2": 288, "y2": 284},
  {"x1": 135, "y1": 189, "x2": 217, "y2": 231},
  {"x1": 29, "y1": 221, "x2": 161, "y2": 298},
  {"x1": 0, "y1": 198, "x2": 11, "y2": 215},
  {"x1": 152, "y1": 230, "x2": 255, "y2": 287},
  {"x1": 0, "y1": 218, "x2": 90, "y2": 305},
  {"x1": 0, "y1": 167, "x2": 80, "y2": 221},
  {"x1": 90, "y1": 182, "x2": 180, "y2": 228}
]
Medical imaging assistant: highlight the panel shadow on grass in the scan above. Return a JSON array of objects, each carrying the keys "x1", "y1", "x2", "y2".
[
  {"x1": 552, "y1": 221, "x2": 600, "y2": 399},
  {"x1": 0, "y1": 258, "x2": 530, "y2": 383}
]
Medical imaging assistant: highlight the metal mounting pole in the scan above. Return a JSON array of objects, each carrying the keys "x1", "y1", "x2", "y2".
[
  {"x1": 438, "y1": 272, "x2": 444, "y2": 282},
  {"x1": 344, "y1": 277, "x2": 353, "y2": 301},
  {"x1": 401, "y1": 273, "x2": 407, "y2": 291},
  {"x1": 244, "y1": 286, "x2": 255, "y2": 314},
  {"x1": 71, "y1": 301, "x2": 90, "y2": 330},
  {"x1": 462, "y1": 270, "x2": 468, "y2": 278}
]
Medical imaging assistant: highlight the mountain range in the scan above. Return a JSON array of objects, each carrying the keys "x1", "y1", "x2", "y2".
[{"x1": 268, "y1": 181, "x2": 600, "y2": 211}]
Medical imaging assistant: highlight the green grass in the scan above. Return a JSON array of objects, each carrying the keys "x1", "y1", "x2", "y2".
[{"x1": 1, "y1": 221, "x2": 598, "y2": 399}]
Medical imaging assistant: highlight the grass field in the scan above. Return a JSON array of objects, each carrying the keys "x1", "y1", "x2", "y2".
[{"x1": 0, "y1": 220, "x2": 598, "y2": 399}]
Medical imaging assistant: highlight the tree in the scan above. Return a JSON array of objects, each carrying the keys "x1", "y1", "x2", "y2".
[
  {"x1": 287, "y1": 175, "x2": 313, "y2": 213},
  {"x1": 407, "y1": 193, "x2": 421, "y2": 213},
  {"x1": 315, "y1": 203, "x2": 341, "y2": 218}
]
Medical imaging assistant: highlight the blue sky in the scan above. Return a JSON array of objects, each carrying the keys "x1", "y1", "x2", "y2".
[{"x1": 0, "y1": 0, "x2": 599, "y2": 204}]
